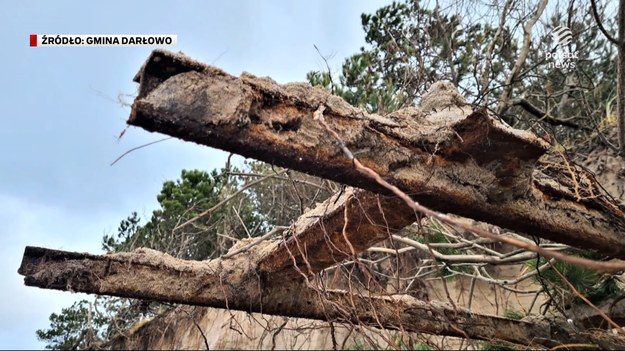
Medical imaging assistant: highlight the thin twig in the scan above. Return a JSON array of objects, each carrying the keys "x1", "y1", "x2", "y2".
[
  {"x1": 174, "y1": 169, "x2": 288, "y2": 232},
  {"x1": 110, "y1": 137, "x2": 172, "y2": 166},
  {"x1": 221, "y1": 226, "x2": 288, "y2": 259},
  {"x1": 547, "y1": 260, "x2": 623, "y2": 333},
  {"x1": 590, "y1": 0, "x2": 619, "y2": 45},
  {"x1": 313, "y1": 44, "x2": 336, "y2": 94},
  {"x1": 182, "y1": 307, "x2": 210, "y2": 350},
  {"x1": 232, "y1": 205, "x2": 252, "y2": 238}
]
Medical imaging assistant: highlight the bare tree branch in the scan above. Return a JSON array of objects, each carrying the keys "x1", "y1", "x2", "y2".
[
  {"x1": 618, "y1": 0, "x2": 625, "y2": 155},
  {"x1": 511, "y1": 98, "x2": 588, "y2": 129},
  {"x1": 479, "y1": 0, "x2": 514, "y2": 104},
  {"x1": 496, "y1": 0, "x2": 549, "y2": 117},
  {"x1": 590, "y1": 0, "x2": 619, "y2": 45}
]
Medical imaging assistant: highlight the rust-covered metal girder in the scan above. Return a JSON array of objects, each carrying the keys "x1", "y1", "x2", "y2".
[
  {"x1": 128, "y1": 49, "x2": 625, "y2": 258},
  {"x1": 20, "y1": 245, "x2": 609, "y2": 348}
]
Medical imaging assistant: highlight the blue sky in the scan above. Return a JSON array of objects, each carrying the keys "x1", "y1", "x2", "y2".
[{"x1": 0, "y1": 0, "x2": 394, "y2": 348}]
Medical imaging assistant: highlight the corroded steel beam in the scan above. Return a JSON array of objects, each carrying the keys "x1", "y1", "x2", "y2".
[{"x1": 127, "y1": 49, "x2": 625, "y2": 258}]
